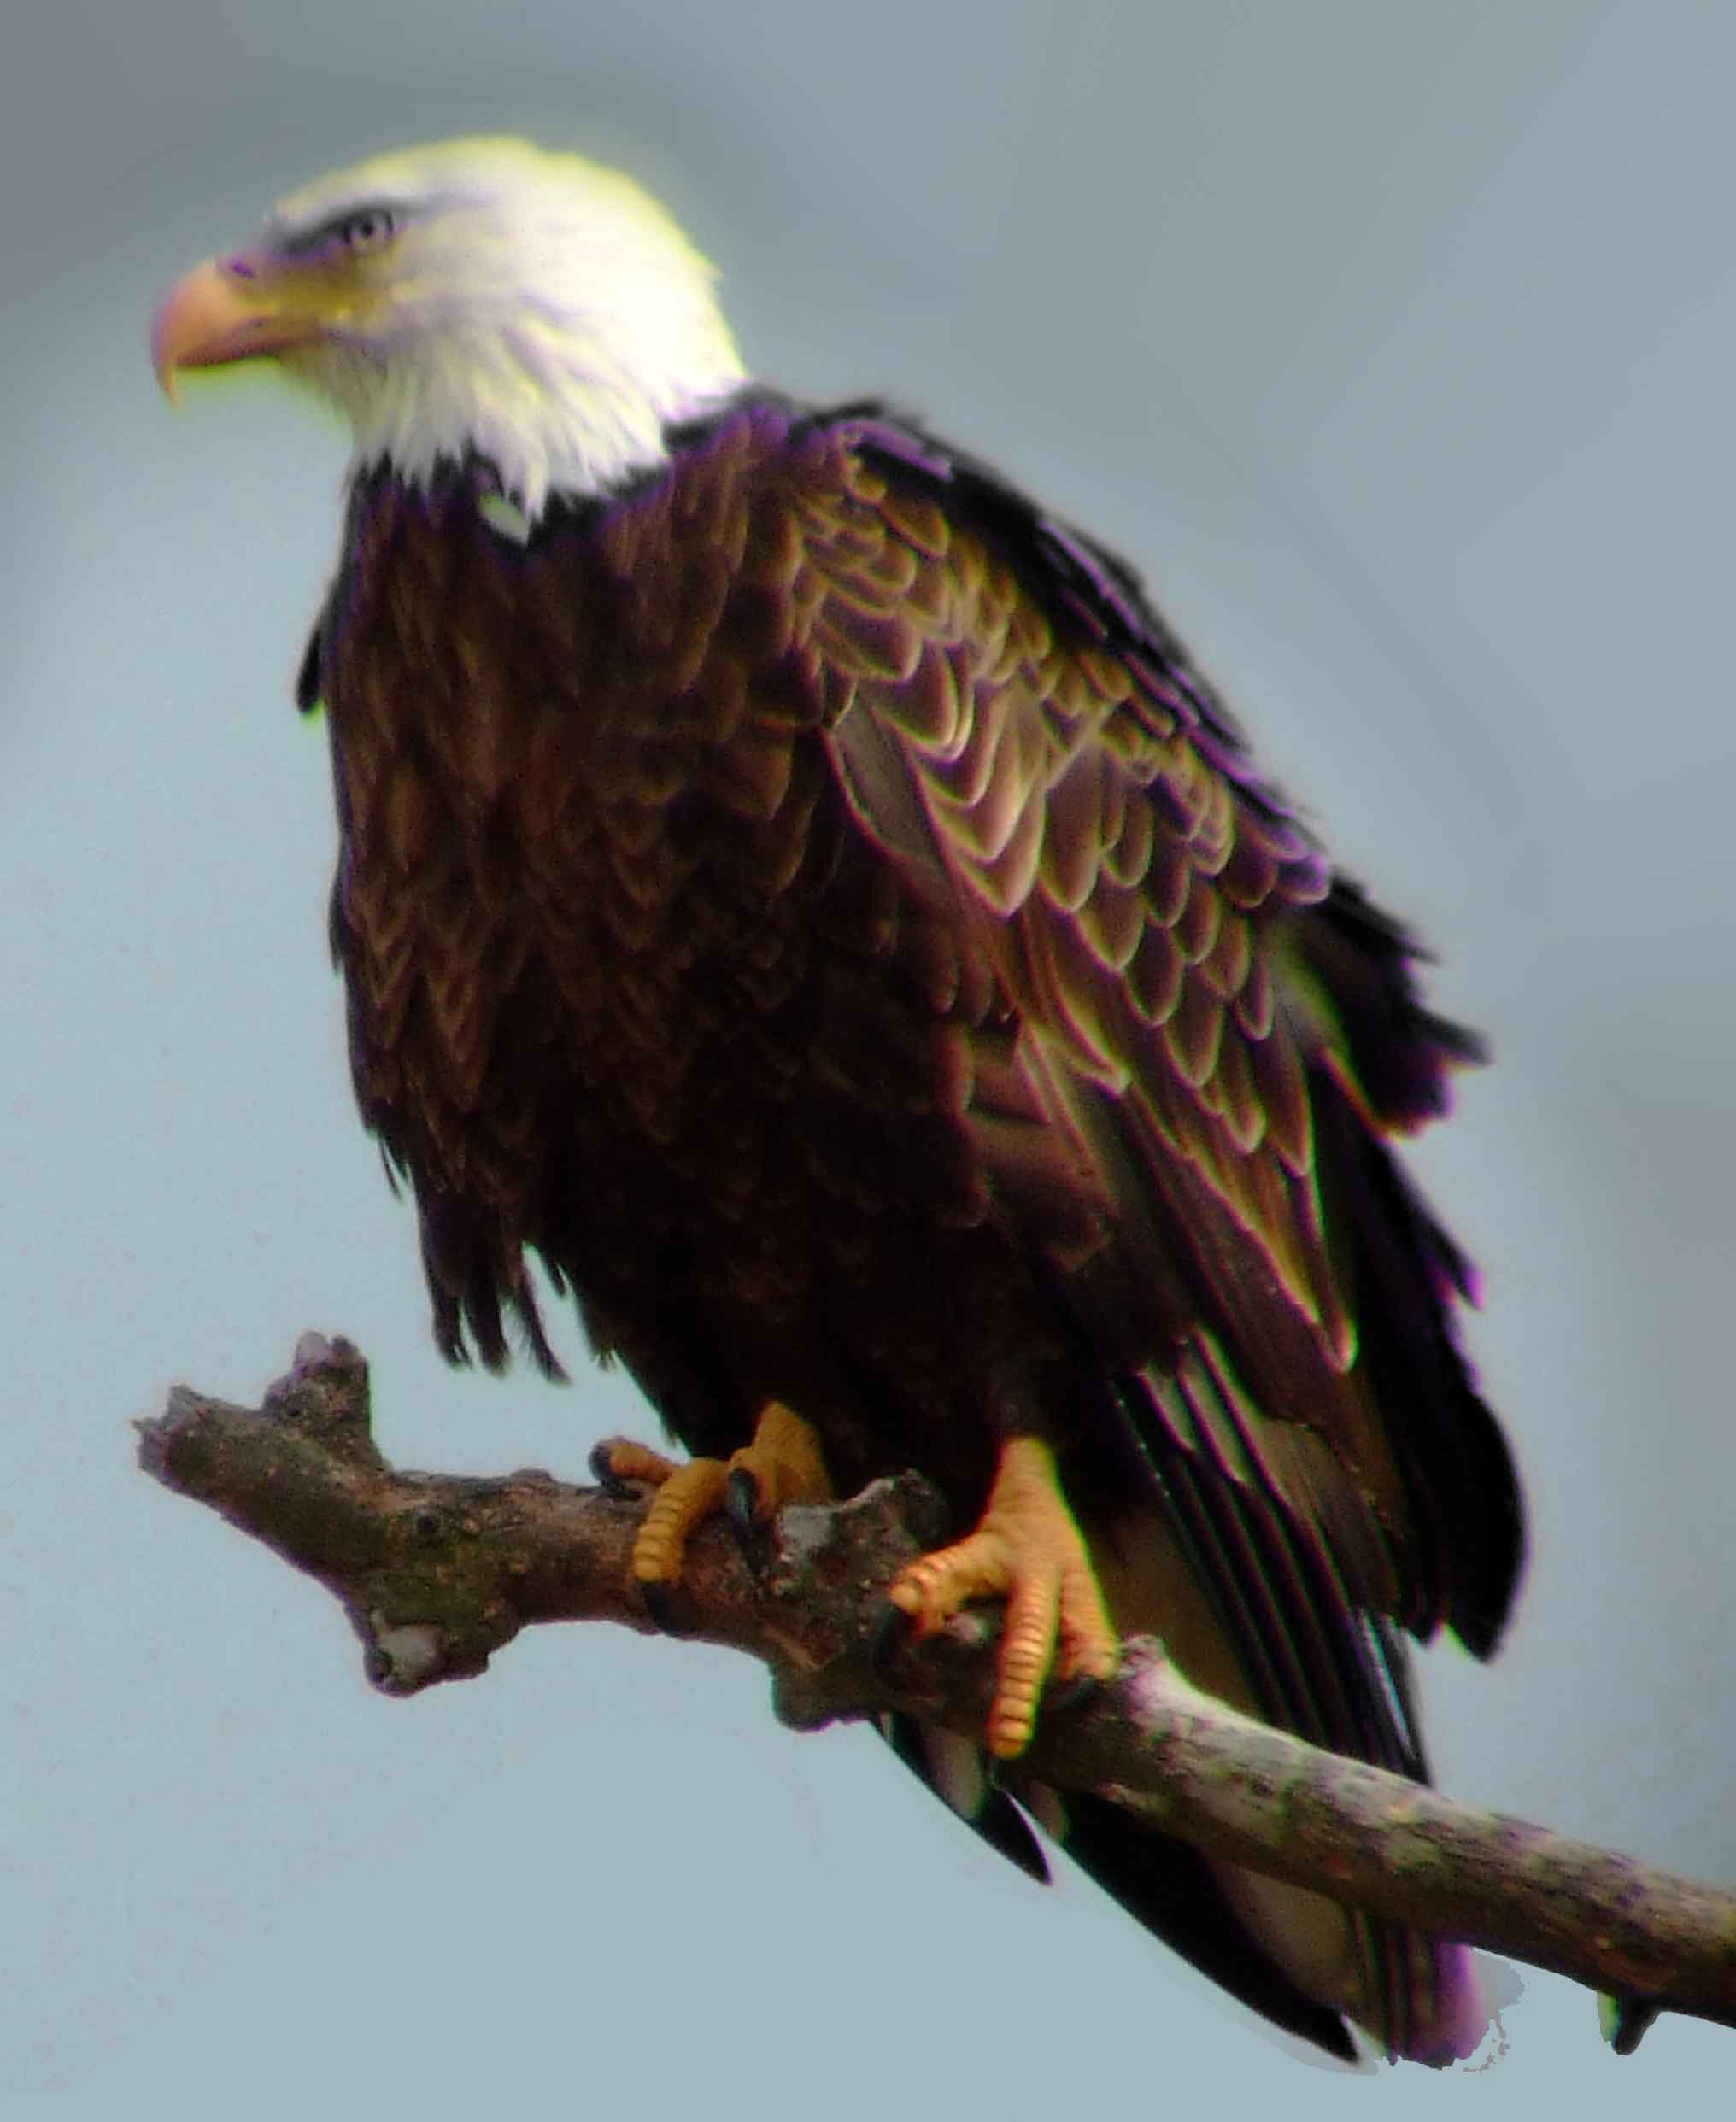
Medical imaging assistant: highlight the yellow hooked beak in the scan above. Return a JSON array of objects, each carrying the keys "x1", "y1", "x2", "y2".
[{"x1": 150, "y1": 253, "x2": 330, "y2": 402}]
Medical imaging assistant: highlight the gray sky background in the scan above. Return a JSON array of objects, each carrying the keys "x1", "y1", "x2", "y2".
[{"x1": 5, "y1": 1, "x2": 1735, "y2": 2112}]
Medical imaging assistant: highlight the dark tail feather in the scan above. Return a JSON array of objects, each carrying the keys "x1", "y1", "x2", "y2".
[
  {"x1": 1035, "y1": 1785, "x2": 1359, "y2": 2060},
  {"x1": 874, "y1": 1713, "x2": 1049, "y2": 1885},
  {"x1": 1309, "y1": 1076, "x2": 1523, "y2": 1656},
  {"x1": 1098, "y1": 1363, "x2": 1488, "y2": 2060},
  {"x1": 1298, "y1": 879, "x2": 1484, "y2": 1128},
  {"x1": 1293, "y1": 879, "x2": 1525, "y2": 1656}
]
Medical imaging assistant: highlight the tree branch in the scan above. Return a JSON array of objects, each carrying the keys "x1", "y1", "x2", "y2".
[{"x1": 137, "y1": 1334, "x2": 1736, "y2": 2047}]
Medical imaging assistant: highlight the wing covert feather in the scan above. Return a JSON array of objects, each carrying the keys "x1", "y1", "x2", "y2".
[{"x1": 792, "y1": 418, "x2": 1517, "y2": 1649}]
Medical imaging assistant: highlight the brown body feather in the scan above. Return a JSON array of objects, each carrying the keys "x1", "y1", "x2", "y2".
[{"x1": 307, "y1": 395, "x2": 1522, "y2": 2059}]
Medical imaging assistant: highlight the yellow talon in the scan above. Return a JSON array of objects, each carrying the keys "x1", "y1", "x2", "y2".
[
  {"x1": 632, "y1": 1457, "x2": 733, "y2": 1586},
  {"x1": 888, "y1": 1437, "x2": 1121, "y2": 1758},
  {"x1": 595, "y1": 1439, "x2": 683, "y2": 1489},
  {"x1": 595, "y1": 1402, "x2": 832, "y2": 1594},
  {"x1": 729, "y1": 1400, "x2": 832, "y2": 1515}
]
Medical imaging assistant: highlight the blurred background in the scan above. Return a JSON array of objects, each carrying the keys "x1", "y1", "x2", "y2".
[{"x1": 5, "y1": 2, "x2": 1734, "y2": 2112}]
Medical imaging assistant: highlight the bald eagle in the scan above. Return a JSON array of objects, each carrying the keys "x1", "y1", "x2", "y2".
[{"x1": 153, "y1": 136, "x2": 1523, "y2": 2065}]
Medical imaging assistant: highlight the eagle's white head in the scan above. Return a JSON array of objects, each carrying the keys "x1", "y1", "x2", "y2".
[{"x1": 151, "y1": 137, "x2": 747, "y2": 514}]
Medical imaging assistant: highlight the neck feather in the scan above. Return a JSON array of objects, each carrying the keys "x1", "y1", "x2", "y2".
[{"x1": 330, "y1": 329, "x2": 743, "y2": 513}]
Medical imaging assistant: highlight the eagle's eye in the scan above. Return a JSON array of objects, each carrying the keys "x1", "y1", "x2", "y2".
[{"x1": 337, "y1": 209, "x2": 396, "y2": 255}]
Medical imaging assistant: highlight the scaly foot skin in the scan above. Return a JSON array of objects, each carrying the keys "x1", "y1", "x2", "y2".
[
  {"x1": 592, "y1": 1402, "x2": 832, "y2": 1614},
  {"x1": 887, "y1": 1437, "x2": 1121, "y2": 1759}
]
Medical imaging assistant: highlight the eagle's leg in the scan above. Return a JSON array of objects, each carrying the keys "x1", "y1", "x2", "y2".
[
  {"x1": 592, "y1": 1402, "x2": 832, "y2": 1599},
  {"x1": 887, "y1": 1437, "x2": 1121, "y2": 1759}
]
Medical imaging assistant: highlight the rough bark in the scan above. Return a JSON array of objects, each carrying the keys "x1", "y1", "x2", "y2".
[{"x1": 137, "y1": 1334, "x2": 1735, "y2": 2049}]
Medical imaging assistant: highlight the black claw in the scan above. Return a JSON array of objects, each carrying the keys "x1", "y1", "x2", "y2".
[
  {"x1": 870, "y1": 1597, "x2": 914, "y2": 1682},
  {"x1": 638, "y1": 1577, "x2": 691, "y2": 1636},
  {"x1": 589, "y1": 1442, "x2": 636, "y2": 1499},
  {"x1": 726, "y1": 1466, "x2": 767, "y2": 1574}
]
